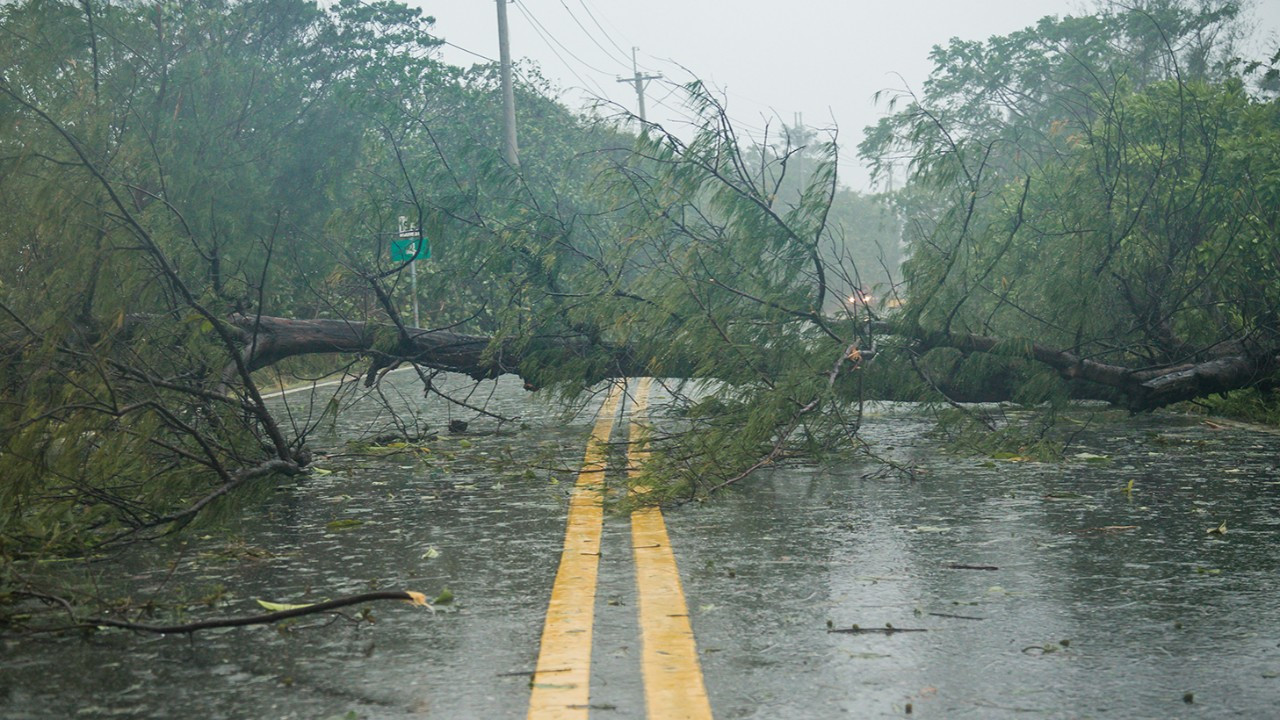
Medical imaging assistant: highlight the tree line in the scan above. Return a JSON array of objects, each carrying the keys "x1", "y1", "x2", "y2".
[{"x1": 1, "y1": 0, "x2": 1276, "y2": 563}]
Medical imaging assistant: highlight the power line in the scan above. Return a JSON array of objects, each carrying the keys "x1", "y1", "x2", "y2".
[
  {"x1": 437, "y1": 38, "x2": 543, "y2": 92},
  {"x1": 441, "y1": 39, "x2": 496, "y2": 64},
  {"x1": 650, "y1": 82, "x2": 683, "y2": 111},
  {"x1": 446, "y1": 0, "x2": 752, "y2": 135},
  {"x1": 570, "y1": 0, "x2": 633, "y2": 66},
  {"x1": 631, "y1": 75, "x2": 772, "y2": 141},
  {"x1": 513, "y1": 1, "x2": 614, "y2": 79},
  {"x1": 433, "y1": 3, "x2": 780, "y2": 154},
  {"x1": 560, "y1": 1, "x2": 631, "y2": 70},
  {"x1": 511, "y1": 1, "x2": 612, "y2": 100}
]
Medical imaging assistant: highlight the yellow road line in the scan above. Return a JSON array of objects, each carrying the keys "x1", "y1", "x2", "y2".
[
  {"x1": 629, "y1": 378, "x2": 714, "y2": 720},
  {"x1": 527, "y1": 383, "x2": 622, "y2": 720}
]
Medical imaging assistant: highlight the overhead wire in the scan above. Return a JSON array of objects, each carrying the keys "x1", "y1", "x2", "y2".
[
  {"x1": 359, "y1": 0, "x2": 863, "y2": 186},
  {"x1": 603, "y1": 68, "x2": 773, "y2": 144},
  {"x1": 560, "y1": 1, "x2": 632, "y2": 70},
  {"x1": 347, "y1": 0, "x2": 553, "y2": 101},
  {"x1": 514, "y1": 0, "x2": 613, "y2": 77},
  {"x1": 431, "y1": 1, "x2": 826, "y2": 175},
  {"x1": 437, "y1": 37, "x2": 548, "y2": 93},
  {"x1": 512, "y1": 0, "x2": 614, "y2": 99},
  {"x1": 549, "y1": 3, "x2": 682, "y2": 127},
  {"x1": 440, "y1": 39, "x2": 496, "y2": 64},
  {"x1": 630, "y1": 49, "x2": 771, "y2": 137},
  {"x1": 574, "y1": 0, "x2": 636, "y2": 67},
  {"x1": 461, "y1": 1, "x2": 707, "y2": 133}
]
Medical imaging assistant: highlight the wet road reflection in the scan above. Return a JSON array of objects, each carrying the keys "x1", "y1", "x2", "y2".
[{"x1": 1, "y1": 377, "x2": 1277, "y2": 719}]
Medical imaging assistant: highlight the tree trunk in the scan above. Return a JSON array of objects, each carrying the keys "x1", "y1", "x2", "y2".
[
  {"x1": 230, "y1": 315, "x2": 1275, "y2": 412},
  {"x1": 896, "y1": 324, "x2": 1278, "y2": 412},
  {"x1": 231, "y1": 314, "x2": 653, "y2": 386}
]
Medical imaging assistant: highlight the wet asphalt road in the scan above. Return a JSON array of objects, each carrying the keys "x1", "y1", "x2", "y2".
[{"x1": 2, "y1": 373, "x2": 1279, "y2": 719}]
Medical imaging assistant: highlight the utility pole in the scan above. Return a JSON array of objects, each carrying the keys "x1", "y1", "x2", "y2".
[
  {"x1": 495, "y1": 0, "x2": 519, "y2": 167},
  {"x1": 617, "y1": 47, "x2": 662, "y2": 121}
]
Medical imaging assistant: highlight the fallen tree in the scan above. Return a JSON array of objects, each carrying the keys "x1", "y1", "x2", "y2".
[
  {"x1": 231, "y1": 314, "x2": 1277, "y2": 414},
  {"x1": 231, "y1": 314, "x2": 652, "y2": 385},
  {"x1": 4, "y1": 0, "x2": 1279, "y2": 569},
  {"x1": 897, "y1": 325, "x2": 1279, "y2": 413}
]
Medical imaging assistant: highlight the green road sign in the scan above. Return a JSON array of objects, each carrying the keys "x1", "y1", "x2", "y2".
[{"x1": 391, "y1": 237, "x2": 430, "y2": 262}]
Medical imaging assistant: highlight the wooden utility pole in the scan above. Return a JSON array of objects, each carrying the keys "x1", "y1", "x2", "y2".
[
  {"x1": 496, "y1": 0, "x2": 519, "y2": 167},
  {"x1": 617, "y1": 47, "x2": 662, "y2": 121}
]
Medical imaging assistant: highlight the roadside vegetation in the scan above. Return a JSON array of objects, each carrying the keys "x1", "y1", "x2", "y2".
[{"x1": 1, "y1": 0, "x2": 1277, "y2": 611}]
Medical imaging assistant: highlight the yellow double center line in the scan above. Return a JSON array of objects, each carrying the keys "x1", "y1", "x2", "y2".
[
  {"x1": 628, "y1": 379, "x2": 715, "y2": 720},
  {"x1": 527, "y1": 384, "x2": 621, "y2": 718},
  {"x1": 528, "y1": 379, "x2": 712, "y2": 720}
]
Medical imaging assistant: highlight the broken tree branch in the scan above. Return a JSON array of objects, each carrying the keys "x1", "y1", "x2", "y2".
[{"x1": 79, "y1": 590, "x2": 432, "y2": 635}]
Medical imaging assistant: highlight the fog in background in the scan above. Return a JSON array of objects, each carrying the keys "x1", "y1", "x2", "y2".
[{"x1": 414, "y1": 0, "x2": 1280, "y2": 191}]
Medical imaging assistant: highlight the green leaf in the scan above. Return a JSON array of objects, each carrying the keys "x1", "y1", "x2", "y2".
[{"x1": 256, "y1": 599, "x2": 315, "y2": 612}]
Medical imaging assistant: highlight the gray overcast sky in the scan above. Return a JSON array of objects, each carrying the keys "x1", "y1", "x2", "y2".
[{"x1": 412, "y1": 1, "x2": 1280, "y2": 191}]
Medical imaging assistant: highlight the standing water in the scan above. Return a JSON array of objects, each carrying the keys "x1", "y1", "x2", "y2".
[{"x1": 1, "y1": 374, "x2": 1277, "y2": 718}]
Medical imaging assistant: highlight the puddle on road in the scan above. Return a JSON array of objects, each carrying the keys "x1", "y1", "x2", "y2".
[
  {"x1": 670, "y1": 404, "x2": 1280, "y2": 719},
  {"x1": 2, "y1": 379, "x2": 1278, "y2": 719},
  {"x1": 2, "y1": 375, "x2": 596, "y2": 720}
]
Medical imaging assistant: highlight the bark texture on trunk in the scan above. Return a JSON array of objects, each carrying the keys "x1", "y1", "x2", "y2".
[
  {"x1": 231, "y1": 314, "x2": 651, "y2": 386},
  {"x1": 900, "y1": 324, "x2": 1277, "y2": 412},
  {"x1": 230, "y1": 315, "x2": 1276, "y2": 412}
]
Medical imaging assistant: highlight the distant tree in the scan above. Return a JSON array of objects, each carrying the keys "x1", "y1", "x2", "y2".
[
  {"x1": 741, "y1": 122, "x2": 903, "y2": 314},
  {"x1": 859, "y1": 0, "x2": 1279, "y2": 411}
]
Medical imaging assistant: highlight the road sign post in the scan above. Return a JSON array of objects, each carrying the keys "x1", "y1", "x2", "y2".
[{"x1": 395, "y1": 216, "x2": 430, "y2": 328}]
